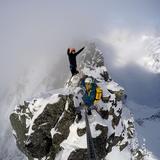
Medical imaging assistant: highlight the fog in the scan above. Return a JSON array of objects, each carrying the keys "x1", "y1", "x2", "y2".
[
  {"x1": 97, "y1": 30, "x2": 160, "y2": 106},
  {"x1": 0, "y1": 0, "x2": 160, "y2": 159}
]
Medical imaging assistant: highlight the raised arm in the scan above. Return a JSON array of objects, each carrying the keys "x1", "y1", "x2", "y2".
[{"x1": 75, "y1": 47, "x2": 85, "y2": 56}]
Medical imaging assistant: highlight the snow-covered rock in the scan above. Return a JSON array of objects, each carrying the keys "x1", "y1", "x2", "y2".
[
  {"x1": 127, "y1": 100, "x2": 160, "y2": 159},
  {"x1": 10, "y1": 43, "x2": 154, "y2": 160},
  {"x1": 140, "y1": 36, "x2": 160, "y2": 73}
]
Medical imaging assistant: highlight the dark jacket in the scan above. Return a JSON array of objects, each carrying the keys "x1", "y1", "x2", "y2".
[{"x1": 67, "y1": 47, "x2": 85, "y2": 68}]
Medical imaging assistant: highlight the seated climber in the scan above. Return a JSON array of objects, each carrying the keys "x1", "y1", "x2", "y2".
[
  {"x1": 67, "y1": 47, "x2": 85, "y2": 76},
  {"x1": 75, "y1": 77, "x2": 96, "y2": 122},
  {"x1": 82, "y1": 77, "x2": 97, "y2": 115}
]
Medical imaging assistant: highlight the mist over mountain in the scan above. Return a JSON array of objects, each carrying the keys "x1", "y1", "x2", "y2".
[
  {"x1": 0, "y1": 0, "x2": 160, "y2": 159},
  {"x1": 9, "y1": 43, "x2": 158, "y2": 160}
]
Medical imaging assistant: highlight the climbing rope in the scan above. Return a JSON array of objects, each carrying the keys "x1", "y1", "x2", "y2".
[{"x1": 84, "y1": 107, "x2": 97, "y2": 160}]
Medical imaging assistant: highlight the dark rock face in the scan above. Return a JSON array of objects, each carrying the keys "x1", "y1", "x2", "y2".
[
  {"x1": 25, "y1": 96, "x2": 68, "y2": 158},
  {"x1": 120, "y1": 141, "x2": 128, "y2": 151},
  {"x1": 106, "y1": 133, "x2": 124, "y2": 153},
  {"x1": 25, "y1": 129, "x2": 52, "y2": 158},
  {"x1": 77, "y1": 127, "x2": 86, "y2": 137},
  {"x1": 127, "y1": 121, "x2": 135, "y2": 139},
  {"x1": 10, "y1": 105, "x2": 28, "y2": 156},
  {"x1": 69, "y1": 124, "x2": 108, "y2": 160},
  {"x1": 100, "y1": 71, "x2": 111, "y2": 82},
  {"x1": 94, "y1": 124, "x2": 108, "y2": 159},
  {"x1": 50, "y1": 96, "x2": 76, "y2": 160},
  {"x1": 10, "y1": 95, "x2": 76, "y2": 159},
  {"x1": 99, "y1": 109, "x2": 109, "y2": 120},
  {"x1": 68, "y1": 149, "x2": 88, "y2": 160}
]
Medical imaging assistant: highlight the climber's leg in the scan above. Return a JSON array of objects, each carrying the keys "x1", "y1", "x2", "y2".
[
  {"x1": 87, "y1": 107, "x2": 92, "y2": 115},
  {"x1": 76, "y1": 107, "x2": 82, "y2": 123},
  {"x1": 70, "y1": 65, "x2": 79, "y2": 76}
]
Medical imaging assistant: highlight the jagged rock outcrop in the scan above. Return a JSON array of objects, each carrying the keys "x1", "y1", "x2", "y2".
[{"x1": 10, "y1": 43, "x2": 145, "y2": 160}]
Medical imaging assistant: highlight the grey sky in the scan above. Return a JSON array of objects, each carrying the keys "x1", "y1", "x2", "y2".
[{"x1": 0, "y1": 0, "x2": 160, "y2": 101}]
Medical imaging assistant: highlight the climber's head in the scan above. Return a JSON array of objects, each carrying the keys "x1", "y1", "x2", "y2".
[
  {"x1": 85, "y1": 77, "x2": 92, "y2": 91},
  {"x1": 71, "y1": 48, "x2": 76, "y2": 54},
  {"x1": 68, "y1": 48, "x2": 76, "y2": 54}
]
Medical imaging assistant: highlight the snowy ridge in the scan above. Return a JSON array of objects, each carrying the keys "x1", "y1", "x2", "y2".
[
  {"x1": 10, "y1": 66, "x2": 156, "y2": 160},
  {"x1": 10, "y1": 43, "x2": 157, "y2": 160}
]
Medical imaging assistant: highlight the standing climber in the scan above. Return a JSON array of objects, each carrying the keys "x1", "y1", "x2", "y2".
[{"x1": 67, "y1": 47, "x2": 85, "y2": 76}]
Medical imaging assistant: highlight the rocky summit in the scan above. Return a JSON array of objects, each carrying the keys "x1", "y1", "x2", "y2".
[{"x1": 10, "y1": 43, "x2": 147, "y2": 160}]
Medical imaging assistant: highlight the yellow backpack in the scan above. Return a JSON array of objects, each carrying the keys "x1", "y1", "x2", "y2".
[{"x1": 94, "y1": 86, "x2": 103, "y2": 104}]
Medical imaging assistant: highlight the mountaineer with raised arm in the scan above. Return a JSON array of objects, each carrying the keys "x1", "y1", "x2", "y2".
[{"x1": 67, "y1": 47, "x2": 85, "y2": 76}]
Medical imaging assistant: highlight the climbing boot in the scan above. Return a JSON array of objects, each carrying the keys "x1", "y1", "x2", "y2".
[
  {"x1": 87, "y1": 109, "x2": 92, "y2": 115},
  {"x1": 76, "y1": 113, "x2": 82, "y2": 123}
]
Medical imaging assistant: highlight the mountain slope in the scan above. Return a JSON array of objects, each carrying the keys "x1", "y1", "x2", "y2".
[
  {"x1": 127, "y1": 101, "x2": 160, "y2": 159},
  {"x1": 10, "y1": 43, "x2": 156, "y2": 160}
]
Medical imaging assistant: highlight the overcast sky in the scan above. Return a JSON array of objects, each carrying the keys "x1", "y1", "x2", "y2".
[{"x1": 0, "y1": 0, "x2": 160, "y2": 104}]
